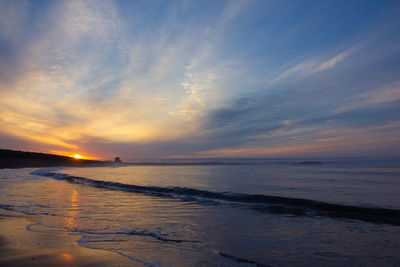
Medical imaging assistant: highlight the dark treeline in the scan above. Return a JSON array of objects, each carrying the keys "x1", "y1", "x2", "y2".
[{"x1": 0, "y1": 149, "x2": 112, "y2": 169}]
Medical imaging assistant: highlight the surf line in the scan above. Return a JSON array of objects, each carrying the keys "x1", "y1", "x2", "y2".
[{"x1": 32, "y1": 170, "x2": 400, "y2": 226}]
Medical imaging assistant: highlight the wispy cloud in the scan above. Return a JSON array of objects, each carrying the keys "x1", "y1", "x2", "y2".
[
  {"x1": 190, "y1": 121, "x2": 400, "y2": 158},
  {"x1": 0, "y1": 0, "x2": 29, "y2": 41},
  {"x1": 335, "y1": 81, "x2": 400, "y2": 113},
  {"x1": 272, "y1": 46, "x2": 358, "y2": 83}
]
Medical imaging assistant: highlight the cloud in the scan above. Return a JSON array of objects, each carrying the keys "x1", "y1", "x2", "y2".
[
  {"x1": 190, "y1": 120, "x2": 400, "y2": 158},
  {"x1": 316, "y1": 48, "x2": 356, "y2": 73},
  {"x1": 272, "y1": 46, "x2": 358, "y2": 83},
  {"x1": 335, "y1": 81, "x2": 400, "y2": 113},
  {"x1": 0, "y1": 0, "x2": 249, "y2": 153},
  {"x1": 0, "y1": 0, "x2": 29, "y2": 41},
  {"x1": 219, "y1": 0, "x2": 248, "y2": 26}
]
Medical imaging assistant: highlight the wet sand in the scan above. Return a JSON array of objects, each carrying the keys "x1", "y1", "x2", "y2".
[{"x1": 0, "y1": 211, "x2": 135, "y2": 267}]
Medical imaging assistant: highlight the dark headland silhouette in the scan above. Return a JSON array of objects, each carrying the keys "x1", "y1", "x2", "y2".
[
  {"x1": 0, "y1": 149, "x2": 113, "y2": 169},
  {"x1": 0, "y1": 149, "x2": 248, "y2": 169},
  {"x1": 1, "y1": 149, "x2": 327, "y2": 169}
]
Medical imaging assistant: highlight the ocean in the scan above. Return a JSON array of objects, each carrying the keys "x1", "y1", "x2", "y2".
[{"x1": 1, "y1": 159, "x2": 400, "y2": 266}]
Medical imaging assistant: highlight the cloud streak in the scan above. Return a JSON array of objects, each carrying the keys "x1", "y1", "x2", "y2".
[{"x1": 272, "y1": 46, "x2": 358, "y2": 83}]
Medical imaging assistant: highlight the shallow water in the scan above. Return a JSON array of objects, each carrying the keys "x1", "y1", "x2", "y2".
[{"x1": 1, "y1": 160, "x2": 400, "y2": 266}]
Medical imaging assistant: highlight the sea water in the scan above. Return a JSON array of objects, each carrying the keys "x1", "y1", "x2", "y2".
[{"x1": 1, "y1": 159, "x2": 400, "y2": 266}]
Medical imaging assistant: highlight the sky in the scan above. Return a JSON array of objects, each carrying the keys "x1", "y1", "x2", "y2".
[{"x1": 1, "y1": 0, "x2": 400, "y2": 160}]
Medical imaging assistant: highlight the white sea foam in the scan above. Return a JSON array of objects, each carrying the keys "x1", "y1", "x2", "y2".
[{"x1": 30, "y1": 168, "x2": 62, "y2": 176}]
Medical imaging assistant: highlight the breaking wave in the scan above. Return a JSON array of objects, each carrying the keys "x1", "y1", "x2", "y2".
[{"x1": 30, "y1": 170, "x2": 400, "y2": 226}]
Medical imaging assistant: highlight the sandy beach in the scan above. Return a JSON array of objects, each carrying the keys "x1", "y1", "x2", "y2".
[{"x1": 0, "y1": 210, "x2": 134, "y2": 267}]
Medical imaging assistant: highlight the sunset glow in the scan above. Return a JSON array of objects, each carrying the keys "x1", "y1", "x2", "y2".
[
  {"x1": 0, "y1": 1, "x2": 399, "y2": 160},
  {"x1": 73, "y1": 154, "x2": 82, "y2": 159}
]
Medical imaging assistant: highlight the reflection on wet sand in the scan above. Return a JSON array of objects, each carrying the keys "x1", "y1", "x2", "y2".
[
  {"x1": 58, "y1": 252, "x2": 75, "y2": 264},
  {"x1": 65, "y1": 190, "x2": 79, "y2": 229}
]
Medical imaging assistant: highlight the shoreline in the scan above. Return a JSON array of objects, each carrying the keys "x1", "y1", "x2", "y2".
[{"x1": 0, "y1": 210, "x2": 134, "y2": 267}]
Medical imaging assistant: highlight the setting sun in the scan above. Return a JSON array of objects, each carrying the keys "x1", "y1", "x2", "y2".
[{"x1": 73, "y1": 154, "x2": 82, "y2": 159}]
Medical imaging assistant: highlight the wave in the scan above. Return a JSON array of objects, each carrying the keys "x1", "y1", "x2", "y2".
[{"x1": 31, "y1": 170, "x2": 400, "y2": 226}]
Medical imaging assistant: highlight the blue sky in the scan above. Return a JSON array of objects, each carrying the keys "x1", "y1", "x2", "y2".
[{"x1": 1, "y1": 0, "x2": 400, "y2": 160}]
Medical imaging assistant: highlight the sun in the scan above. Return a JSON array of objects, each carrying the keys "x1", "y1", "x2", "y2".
[{"x1": 73, "y1": 154, "x2": 82, "y2": 159}]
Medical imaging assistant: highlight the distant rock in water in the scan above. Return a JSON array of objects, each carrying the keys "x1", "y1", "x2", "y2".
[{"x1": 298, "y1": 161, "x2": 323, "y2": 165}]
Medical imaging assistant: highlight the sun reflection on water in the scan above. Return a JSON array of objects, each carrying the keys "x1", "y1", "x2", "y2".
[
  {"x1": 59, "y1": 253, "x2": 74, "y2": 262},
  {"x1": 65, "y1": 189, "x2": 79, "y2": 229}
]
